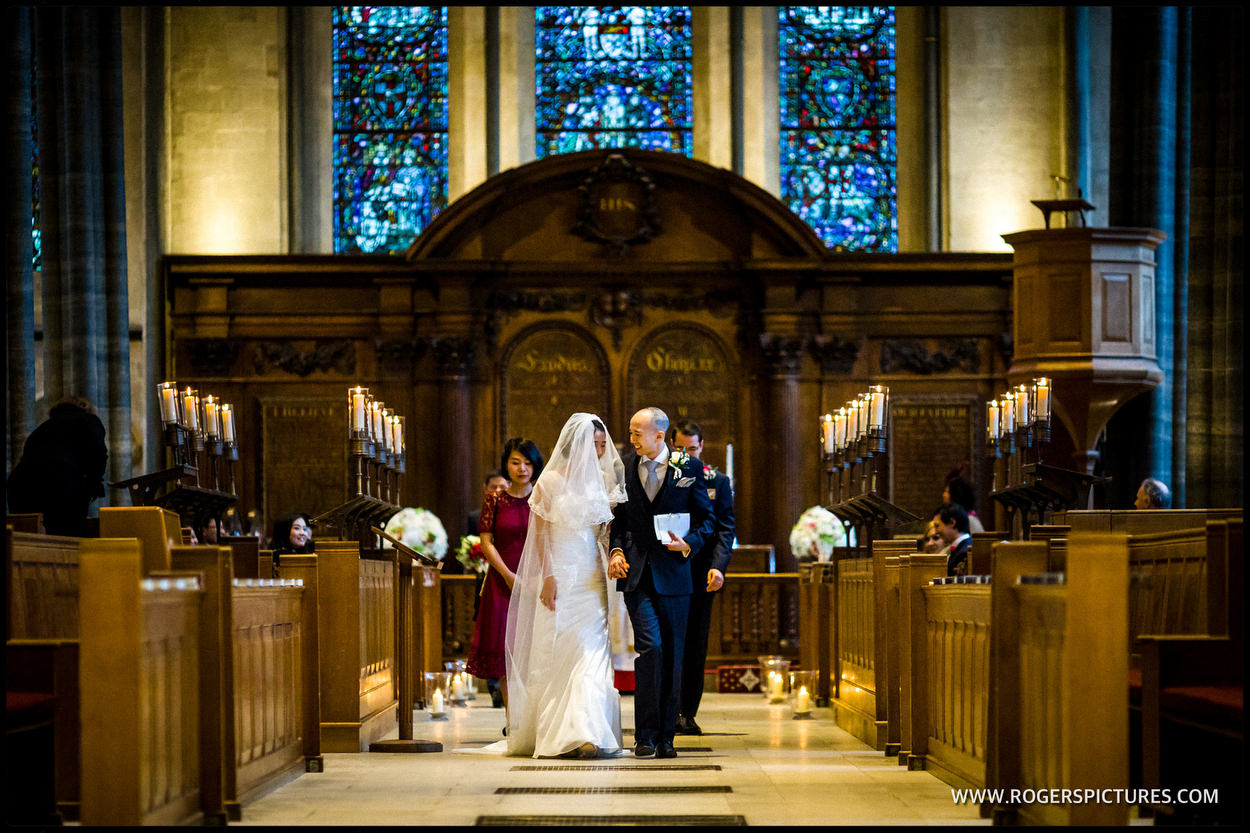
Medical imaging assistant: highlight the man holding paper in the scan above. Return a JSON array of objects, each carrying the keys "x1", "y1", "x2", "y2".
[{"x1": 608, "y1": 407, "x2": 715, "y2": 759}]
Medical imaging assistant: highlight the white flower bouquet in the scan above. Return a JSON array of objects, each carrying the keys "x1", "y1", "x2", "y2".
[
  {"x1": 789, "y1": 505, "x2": 847, "y2": 562},
  {"x1": 382, "y1": 507, "x2": 448, "y2": 562}
]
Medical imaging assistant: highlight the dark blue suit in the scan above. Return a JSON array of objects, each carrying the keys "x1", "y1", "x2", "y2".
[
  {"x1": 610, "y1": 451, "x2": 715, "y2": 745},
  {"x1": 680, "y1": 468, "x2": 734, "y2": 719}
]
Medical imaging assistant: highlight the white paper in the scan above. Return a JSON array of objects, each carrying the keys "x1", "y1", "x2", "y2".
[{"x1": 653, "y1": 513, "x2": 690, "y2": 543}]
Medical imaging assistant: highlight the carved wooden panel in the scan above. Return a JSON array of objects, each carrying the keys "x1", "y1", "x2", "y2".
[
  {"x1": 888, "y1": 399, "x2": 976, "y2": 522},
  {"x1": 500, "y1": 324, "x2": 609, "y2": 454},
  {"x1": 261, "y1": 400, "x2": 346, "y2": 530},
  {"x1": 1100, "y1": 272, "x2": 1131, "y2": 343},
  {"x1": 627, "y1": 324, "x2": 736, "y2": 457}
]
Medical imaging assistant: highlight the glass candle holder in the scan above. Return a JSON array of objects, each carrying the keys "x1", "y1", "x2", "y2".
[
  {"x1": 444, "y1": 659, "x2": 469, "y2": 706},
  {"x1": 790, "y1": 670, "x2": 818, "y2": 718},
  {"x1": 423, "y1": 671, "x2": 451, "y2": 720},
  {"x1": 757, "y1": 655, "x2": 791, "y2": 702}
]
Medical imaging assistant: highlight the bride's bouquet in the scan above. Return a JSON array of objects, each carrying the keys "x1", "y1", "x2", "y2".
[
  {"x1": 382, "y1": 507, "x2": 448, "y2": 562},
  {"x1": 455, "y1": 534, "x2": 488, "y2": 574},
  {"x1": 789, "y1": 505, "x2": 846, "y2": 562}
]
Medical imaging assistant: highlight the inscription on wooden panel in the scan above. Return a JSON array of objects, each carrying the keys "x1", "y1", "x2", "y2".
[
  {"x1": 888, "y1": 400, "x2": 975, "y2": 522},
  {"x1": 628, "y1": 325, "x2": 734, "y2": 461},
  {"x1": 501, "y1": 326, "x2": 609, "y2": 455},
  {"x1": 262, "y1": 400, "x2": 347, "y2": 530}
]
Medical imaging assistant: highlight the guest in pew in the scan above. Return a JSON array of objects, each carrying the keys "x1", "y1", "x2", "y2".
[
  {"x1": 271, "y1": 513, "x2": 315, "y2": 566},
  {"x1": 6, "y1": 396, "x2": 108, "y2": 536},
  {"x1": 942, "y1": 464, "x2": 985, "y2": 533},
  {"x1": 198, "y1": 517, "x2": 221, "y2": 545},
  {"x1": 931, "y1": 503, "x2": 972, "y2": 576},
  {"x1": 470, "y1": 438, "x2": 544, "y2": 726},
  {"x1": 1134, "y1": 477, "x2": 1172, "y2": 509},
  {"x1": 919, "y1": 520, "x2": 947, "y2": 554}
]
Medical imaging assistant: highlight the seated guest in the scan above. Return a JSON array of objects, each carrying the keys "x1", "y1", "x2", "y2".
[
  {"x1": 1134, "y1": 477, "x2": 1172, "y2": 509},
  {"x1": 942, "y1": 464, "x2": 985, "y2": 533},
  {"x1": 931, "y1": 503, "x2": 972, "y2": 576},
  {"x1": 271, "y1": 513, "x2": 315, "y2": 565},
  {"x1": 6, "y1": 396, "x2": 109, "y2": 536},
  {"x1": 919, "y1": 520, "x2": 947, "y2": 554}
]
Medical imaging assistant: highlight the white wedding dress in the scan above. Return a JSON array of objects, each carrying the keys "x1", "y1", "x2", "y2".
[{"x1": 460, "y1": 413, "x2": 628, "y2": 758}]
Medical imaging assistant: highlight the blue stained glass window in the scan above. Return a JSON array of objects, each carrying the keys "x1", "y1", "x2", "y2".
[
  {"x1": 780, "y1": 7, "x2": 897, "y2": 252},
  {"x1": 332, "y1": 6, "x2": 448, "y2": 253},
  {"x1": 535, "y1": 6, "x2": 692, "y2": 158}
]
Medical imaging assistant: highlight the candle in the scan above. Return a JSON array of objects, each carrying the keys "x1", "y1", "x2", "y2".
[
  {"x1": 833, "y1": 408, "x2": 846, "y2": 451},
  {"x1": 795, "y1": 685, "x2": 811, "y2": 714},
  {"x1": 769, "y1": 671, "x2": 785, "y2": 701},
  {"x1": 371, "y1": 401, "x2": 384, "y2": 441},
  {"x1": 431, "y1": 688, "x2": 444, "y2": 714},
  {"x1": 846, "y1": 402, "x2": 857, "y2": 442},
  {"x1": 220, "y1": 404, "x2": 236, "y2": 444},
  {"x1": 350, "y1": 387, "x2": 366, "y2": 433},
  {"x1": 725, "y1": 443, "x2": 733, "y2": 481},
  {"x1": 203, "y1": 395, "x2": 220, "y2": 438},
  {"x1": 158, "y1": 382, "x2": 179, "y2": 424},
  {"x1": 821, "y1": 414, "x2": 834, "y2": 454},
  {"x1": 390, "y1": 414, "x2": 401, "y2": 456},
  {"x1": 182, "y1": 388, "x2": 199, "y2": 431},
  {"x1": 987, "y1": 400, "x2": 1000, "y2": 442},
  {"x1": 380, "y1": 408, "x2": 393, "y2": 451},
  {"x1": 869, "y1": 385, "x2": 887, "y2": 430},
  {"x1": 395, "y1": 416, "x2": 405, "y2": 457},
  {"x1": 451, "y1": 673, "x2": 464, "y2": 701},
  {"x1": 1035, "y1": 377, "x2": 1050, "y2": 422},
  {"x1": 1016, "y1": 384, "x2": 1030, "y2": 427},
  {"x1": 1001, "y1": 394, "x2": 1014, "y2": 434}
]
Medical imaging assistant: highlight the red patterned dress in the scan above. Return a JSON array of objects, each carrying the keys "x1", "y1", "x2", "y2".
[{"x1": 467, "y1": 489, "x2": 531, "y2": 679}]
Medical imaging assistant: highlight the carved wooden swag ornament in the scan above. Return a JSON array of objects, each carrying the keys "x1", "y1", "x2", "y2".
[{"x1": 574, "y1": 153, "x2": 661, "y2": 256}]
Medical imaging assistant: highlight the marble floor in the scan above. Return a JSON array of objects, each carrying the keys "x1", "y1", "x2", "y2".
[{"x1": 236, "y1": 692, "x2": 991, "y2": 826}]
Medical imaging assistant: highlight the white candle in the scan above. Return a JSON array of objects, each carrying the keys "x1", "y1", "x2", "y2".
[
  {"x1": 396, "y1": 416, "x2": 405, "y2": 456},
  {"x1": 1001, "y1": 394, "x2": 1014, "y2": 433},
  {"x1": 1035, "y1": 377, "x2": 1050, "y2": 422},
  {"x1": 1016, "y1": 385, "x2": 1030, "y2": 426},
  {"x1": 795, "y1": 685, "x2": 811, "y2": 713},
  {"x1": 725, "y1": 443, "x2": 733, "y2": 481},
  {"x1": 845, "y1": 402, "x2": 857, "y2": 441},
  {"x1": 203, "y1": 395, "x2": 220, "y2": 438},
  {"x1": 380, "y1": 408, "x2": 393, "y2": 451},
  {"x1": 987, "y1": 401, "x2": 1000, "y2": 442},
  {"x1": 869, "y1": 385, "x2": 886, "y2": 429},
  {"x1": 182, "y1": 389, "x2": 199, "y2": 431},
  {"x1": 431, "y1": 688, "x2": 444, "y2": 714},
  {"x1": 159, "y1": 383, "x2": 178, "y2": 423},
  {"x1": 821, "y1": 414, "x2": 834, "y2": 454},
  {"x1": 390, "y1": 415, "x2": 401, "y2": 455},
  {"x1": 220, "y1": 404, "x2": 235, "y2": 444},
  {"x1": 351, "y1": 387, "x2": 366, "y2": 432},
  {"x1": 370, "y1": 401, "x2": 382, "y2": 441}
]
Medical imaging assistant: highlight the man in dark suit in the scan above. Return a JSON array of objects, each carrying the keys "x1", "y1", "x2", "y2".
[
  {"x1": 667, "y1": 420, "x2": 734, "y2": 736},
  {"x1": 608, "y1": 407, "x2": 715, "y2": 759},
  {"x1": 932, "y1": 502, "x2": 972, "y2": 576}
]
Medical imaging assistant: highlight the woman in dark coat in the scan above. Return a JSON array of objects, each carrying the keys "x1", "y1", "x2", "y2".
[{"x1": 7, "y1": 396, "x2": 108, "y2": 536}]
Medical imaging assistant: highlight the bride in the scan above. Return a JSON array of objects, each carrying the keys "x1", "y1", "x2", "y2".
[{"x1": 497, "y1": 412, "x2": 629, "y2": 758}]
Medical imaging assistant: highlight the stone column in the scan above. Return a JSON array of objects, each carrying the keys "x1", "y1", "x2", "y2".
[{"x1": 759, "y1": 333, "x2": 806, "y2": 572}]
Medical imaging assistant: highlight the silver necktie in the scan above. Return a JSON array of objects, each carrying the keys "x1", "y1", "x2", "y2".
[{"x1": 644, "y1": 460, "x2": 660, "y2": 501}]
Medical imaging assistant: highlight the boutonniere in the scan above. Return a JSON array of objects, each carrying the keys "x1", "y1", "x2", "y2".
[
  {"x1": 702, "y1": 464, "x2": 718, "y2": 480},
  {"x1": 668, "y1": 451, "x2": 691, "y2": 473}
]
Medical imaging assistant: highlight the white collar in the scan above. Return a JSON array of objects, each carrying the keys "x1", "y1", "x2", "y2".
[
  {"x1": 952, "y1": 532, "x2": 972, "y2": 547},
  {"x1": 641, "y1": 446, "x2": 669, "y2": 467}
]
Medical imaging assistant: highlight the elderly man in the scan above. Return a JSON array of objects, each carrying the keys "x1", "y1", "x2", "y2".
[{"x1": 1134, "y1": 477, "x2": 1172, "y2": 510}]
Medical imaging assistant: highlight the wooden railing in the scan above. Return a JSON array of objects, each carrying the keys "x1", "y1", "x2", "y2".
[{"x1": 707, "y1": 573, "x2": 799, "y2": 665}]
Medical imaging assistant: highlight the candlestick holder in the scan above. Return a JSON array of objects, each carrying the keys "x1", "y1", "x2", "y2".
[{"x1": 223, "y1": 440, "x2": 239, "y2": 496}]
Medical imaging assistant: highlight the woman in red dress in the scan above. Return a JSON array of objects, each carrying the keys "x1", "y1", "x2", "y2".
[{"x1": 469, "y1": 437, "x2": 544, "y2": 719}]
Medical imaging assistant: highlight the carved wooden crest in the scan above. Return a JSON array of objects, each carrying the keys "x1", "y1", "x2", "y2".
[{"x1": 574, "y1": 153, "x2": 660, "y2": 255}]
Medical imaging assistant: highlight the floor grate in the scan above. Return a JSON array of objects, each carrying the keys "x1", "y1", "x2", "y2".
[
  {"x1": 510, "y1": 764, "x2": 722, "y2": 772},
  {"x1": 496, "y1": 786, "x2": 732, "y2": 795},
  {"x1": 476, "y1": 814, "x2": 747, "y2": 826}
]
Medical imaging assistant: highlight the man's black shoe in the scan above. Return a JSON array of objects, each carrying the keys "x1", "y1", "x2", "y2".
[
  {"x1": 675, "y1": 716, "x2": 702, "y2": 735},
  {"x1": 633, "y1": 740, "x2": 656, "y2": 758},
  {"x1": 487, "y1": 679, "x2": 504, "y2": 708},
  {"x1": 656, "y1": 740, "x2": 677, "y2": 759}
]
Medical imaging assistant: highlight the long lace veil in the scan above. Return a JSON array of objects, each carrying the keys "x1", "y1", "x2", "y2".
[{"x1": 503, "y1": 413, "x2": 627, "y2": 752}]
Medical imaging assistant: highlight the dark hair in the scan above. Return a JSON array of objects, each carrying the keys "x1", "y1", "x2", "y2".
[
  {"x1": 591, "y1": 418, "x2": 605, "y2": 433},
  {"x1": 934, "y1": 502, "x2": 970, "y2": 534},
  {"x1": 272, "y1": 513, "x2": 315, "y2": 554},
  {"x1": 482, "y1": 469, "x2": 507, "y2": 486},
  {"x1": 667, "y1": 419, "x2": 704, "y2": 443},
  {"x1": 49, "y1": 396, "x2": 96, "y2": 417},
  {"x1": 945, "y1": 476, "x2": 976, "y2": 513},
  {"x1": 500, "y1": 438, "x2": 544, "y2": 482}
]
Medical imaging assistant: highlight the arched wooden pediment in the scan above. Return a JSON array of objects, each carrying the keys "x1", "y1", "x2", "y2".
[{"x1": 407, "y1": 149, "x2": 828, "y2": 262}]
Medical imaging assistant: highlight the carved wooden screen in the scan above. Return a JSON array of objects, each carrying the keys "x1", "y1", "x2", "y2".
[
  {"x1": 887, "y1": 397, "x2": 978, "y2": 523},
  {"x1": 626, "y1": 323, "x2": 736, "y2": 466},
  {"x1": 499, "y1": 324, "x2": 610, "y2": 456},
  {"x1": 261, "y1": 399, "x2": 348, "y2": 533}
]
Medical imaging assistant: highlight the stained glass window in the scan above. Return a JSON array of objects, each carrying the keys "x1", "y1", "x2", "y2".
[
  {"x1": 780, "y1": 6, "x2": 897, "y2": 252},
  {"x1": 332, "y1": 6, "x2": 448, "y2": 253},
  {"x1": 535, "y1": 6, "x2": 692, "y2": 158}
]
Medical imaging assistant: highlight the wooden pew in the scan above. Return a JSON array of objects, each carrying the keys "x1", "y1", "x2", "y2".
[
  {"x1": 1053, "y1": 507, "x2": 1241, "y2": 534},
  {"x1": 78, "y1": 538, "x2": 206, "y2": 826},
  {"x1": 797, "y1": 561, "x2": 835, "y2": 705},
  {"x1": 283, "y1": 540, "x2": 396, "y2": 752},
  {"x1": 98, "y1": 505, "x2": 182, "y2": 573},
  {"x1": 1008, "y1": 533, "x2": 1130, "y2": 826},
  {"x1": 896, "y1": 552, "x2": 948, "y2": 768},
  {"x1": 707, "y1": 572, "x2": 800, "y2": 666},
  {"x1": 1138, "y1": 519, "x2": 1243, "y2": 824}
]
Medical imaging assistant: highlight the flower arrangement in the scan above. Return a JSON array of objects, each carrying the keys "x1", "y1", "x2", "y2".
[
  {"x1": 456, "y1": 534, "x2": 488, "y2": 574},
  {"x1": 668, "y1": 450, "x2": 692, "y2": 472},
  {"x1": 789, "y1": 505, "x2": 846, "y2": 562},
  {"x1": 382, "y1": 507, "x2": 448, "y2": 562}
]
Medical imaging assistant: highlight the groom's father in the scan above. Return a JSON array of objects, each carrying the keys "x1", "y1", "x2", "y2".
[{"x1": 609, "y1": 407, "x2": 714, "y2": 759}]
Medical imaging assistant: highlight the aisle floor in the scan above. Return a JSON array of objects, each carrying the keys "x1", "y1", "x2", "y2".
[{"x1": 236, "y1": 693, "x2": 990, "y2": 826}]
